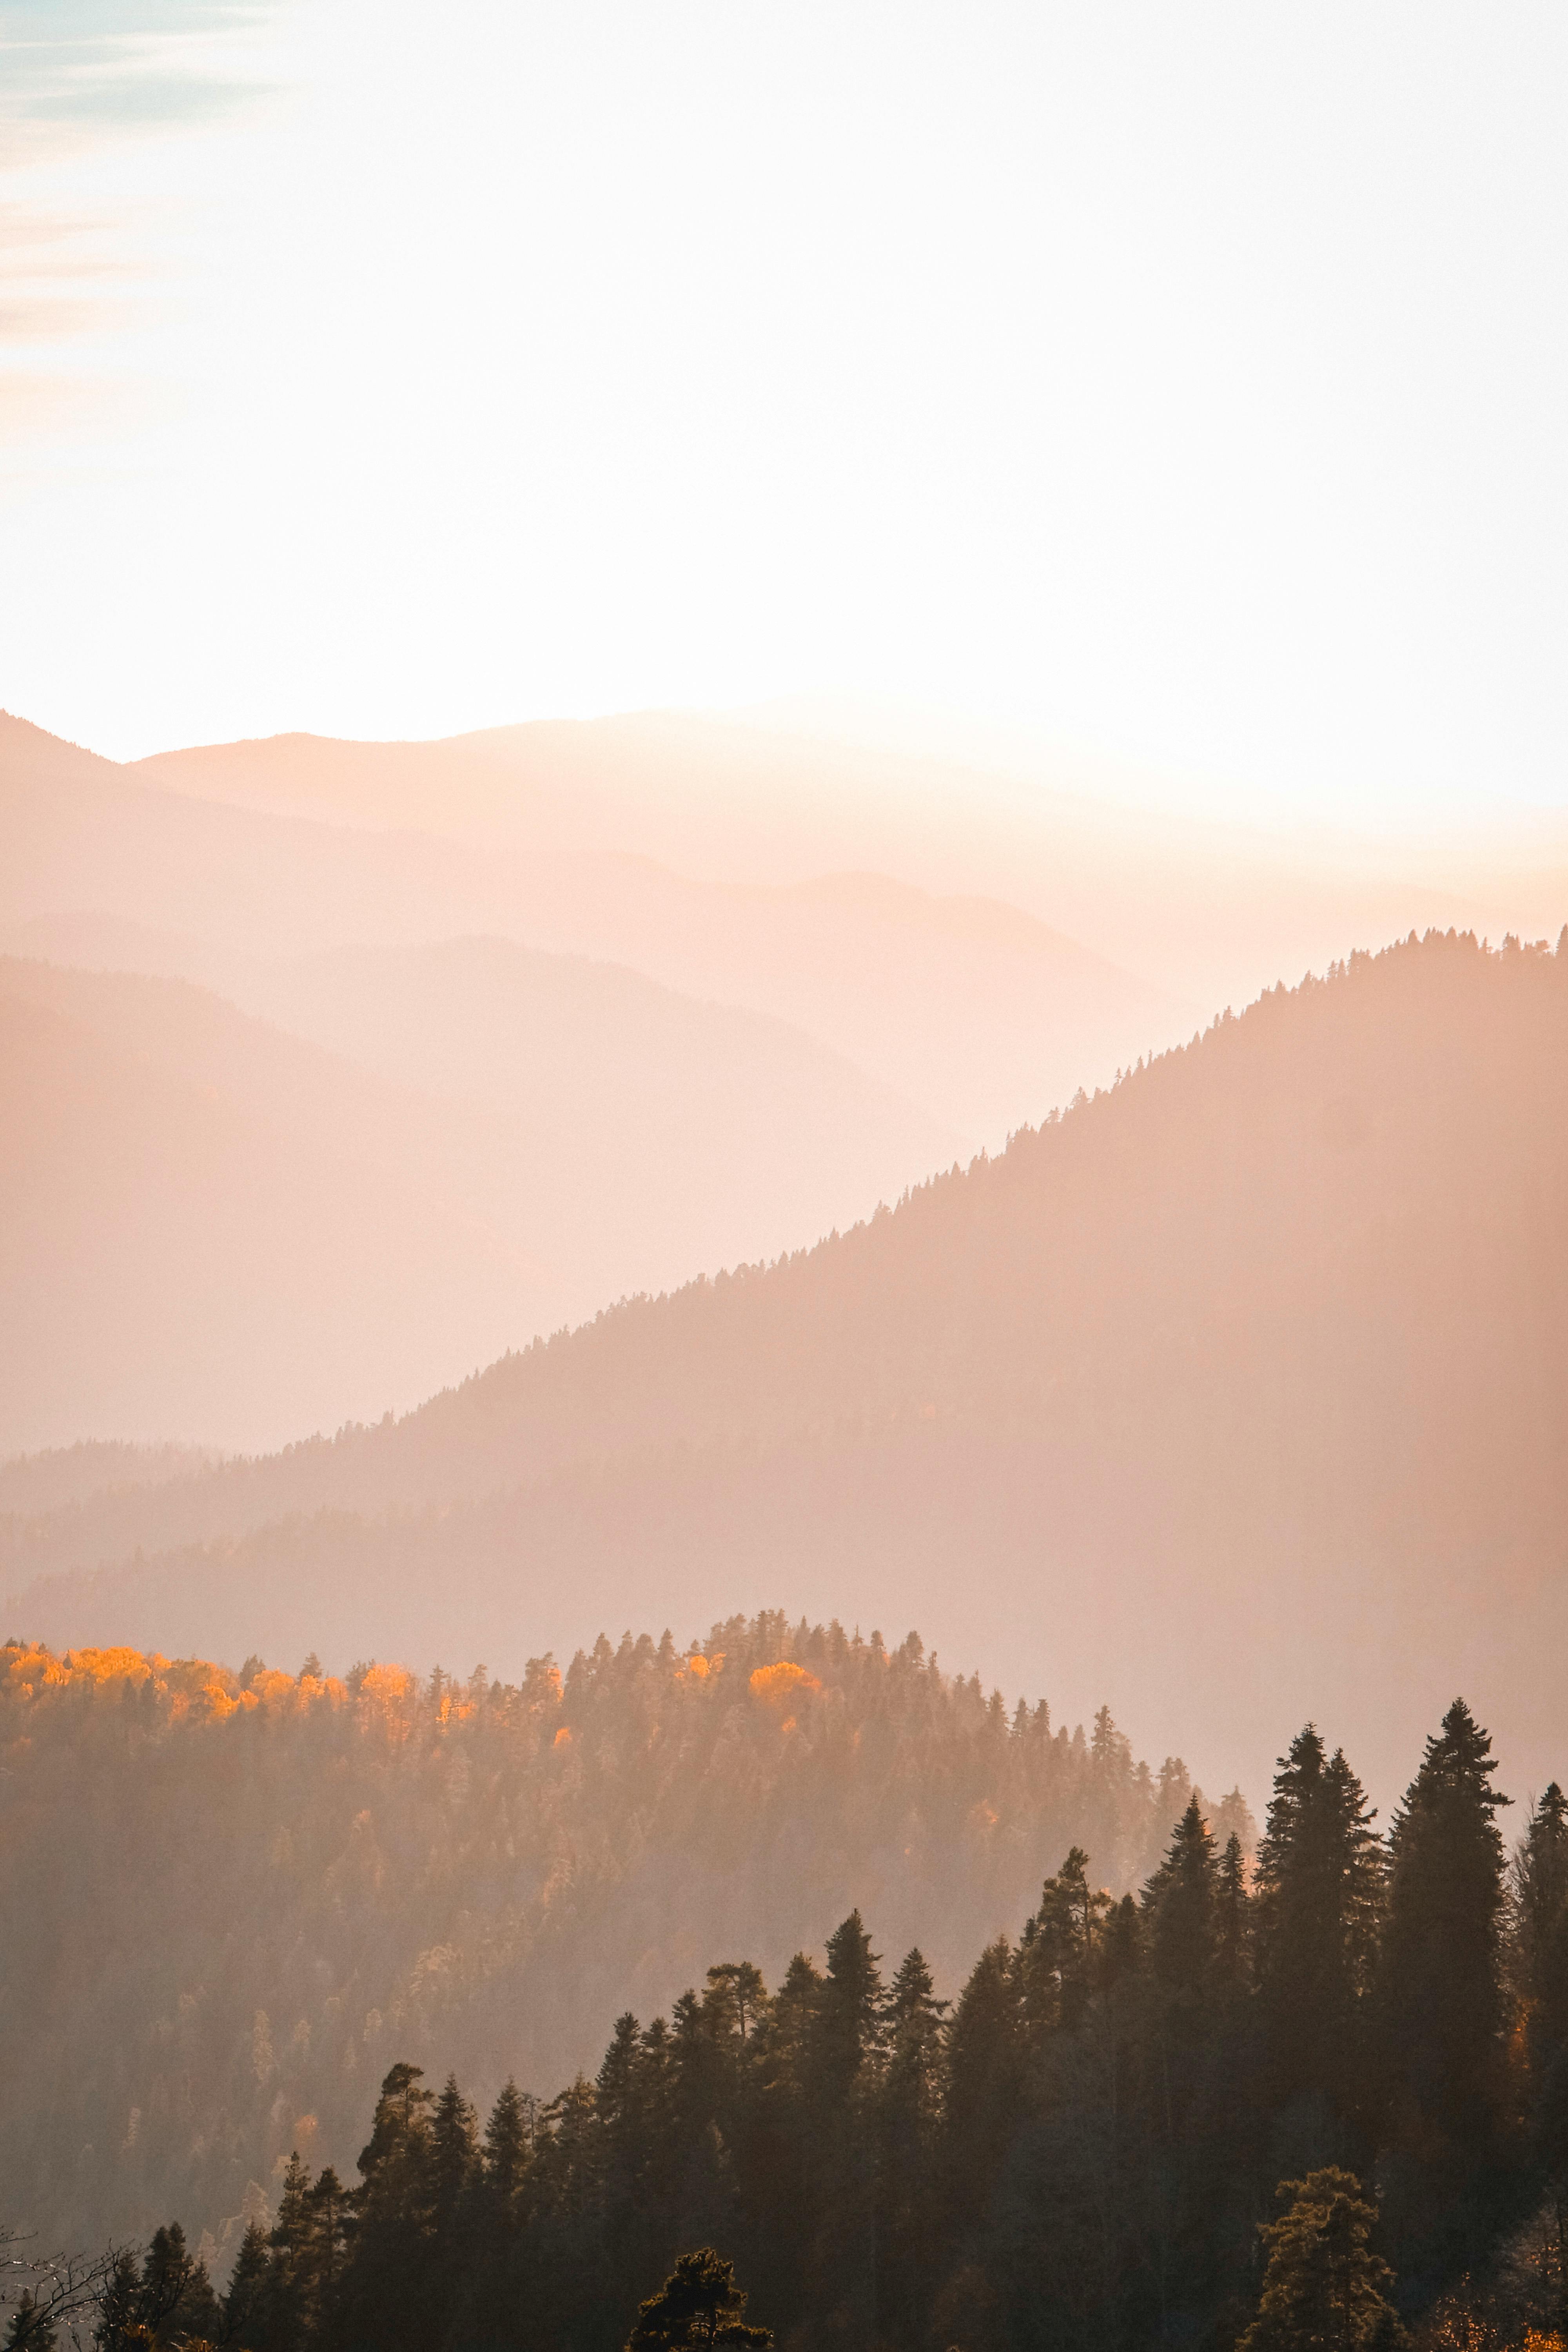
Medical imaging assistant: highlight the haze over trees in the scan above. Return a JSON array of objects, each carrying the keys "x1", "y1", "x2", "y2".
[
  {"x1": 5, "y1": 703, "x2": 1568, "y2": 2347},
  {"x1": 11, "y1": 1677, "x2": 1564, "y2": 2352},
  {"x1": 7, "y1": 926, "x2": 1566, "y2": 1801},
  {"x1": 0, "y1": 1615, "x2": 1250, "y2": 2257}
]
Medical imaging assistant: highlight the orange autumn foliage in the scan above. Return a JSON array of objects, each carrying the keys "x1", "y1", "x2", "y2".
[{"x1": 750, "y1": 1660, "x2": 822, "y2": 1709}]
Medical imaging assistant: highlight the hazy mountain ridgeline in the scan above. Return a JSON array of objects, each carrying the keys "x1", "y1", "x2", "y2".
[
  {"x1": 0, "y1": 1441, "x2": 219, "y2": 1517},
  {"x1": 0, "y1": 947, "x2": 948, "y2": 1452},
  {"x1": 0, "y1": 967, "x2": 537, "y2": 1455},
  {"x1": 0, "y1": 1615, "x2": 1249, "y2": 2254},
  {"x1": 124, "y1": 705, "x2": 1568, "y2": 1010},
  {"x1": 13, "y1": 702, "x2": 1568, "y2": 1140},
  {"x1": 7, "y1": 928, "x2": 1567, "y2": 1802},
  {"x1": 0, "y1": 711, "x2": 1186, "y2": 1146}
]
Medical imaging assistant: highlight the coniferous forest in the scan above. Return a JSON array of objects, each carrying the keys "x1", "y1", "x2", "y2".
[
  {"x1": 0, "y1": 1619, "x2": 1250, "y2": 2259},
  {"x1": 6, "y1": 1671, "x2": 1568, "y2": 2352}
]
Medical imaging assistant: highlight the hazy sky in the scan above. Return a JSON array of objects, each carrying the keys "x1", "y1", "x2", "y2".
[{"x1": 3, "y1": 2, "x2": 1566, "y2": 824}]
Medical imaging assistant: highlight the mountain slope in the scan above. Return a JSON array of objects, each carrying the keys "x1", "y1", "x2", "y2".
[
  {"x1": 0, "y1": 973, "x2": 538, "y2": 1454},
  {"x1": 0, "y1": 949, "x2": 952, "y2": 1452},
  {"x1": 8, "y1": 929, "x2": 1566, "y2": 1798}
]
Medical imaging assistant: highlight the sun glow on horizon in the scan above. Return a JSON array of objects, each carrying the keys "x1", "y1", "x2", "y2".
[{"x1": 2, "y1": 1, "x2": 1567, "y2": 828}]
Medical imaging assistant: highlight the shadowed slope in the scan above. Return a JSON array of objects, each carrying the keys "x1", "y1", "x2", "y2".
[{"x1": 8, "y1": 929, "x2": 1566, "y2": 1797}]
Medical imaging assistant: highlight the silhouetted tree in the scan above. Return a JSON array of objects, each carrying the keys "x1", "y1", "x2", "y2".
[
  {"x1": 1254, "y1": 1726, "x2": 1383, "y2": 2137},
  {"x1": 1381, "y1": 1702, "x2": 1510, "y2": 2158},
  {"x1": 3, "y1": 2297, "x2": 55, "y2": 2352},
  {"x1": 625, "y1": 2249, "x2": 771, "y2": 2351}
]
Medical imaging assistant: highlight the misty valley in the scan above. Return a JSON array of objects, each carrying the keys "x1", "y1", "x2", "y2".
[{"x1": 3, "y1": 712, "x2": 1568, "y2": 2352}]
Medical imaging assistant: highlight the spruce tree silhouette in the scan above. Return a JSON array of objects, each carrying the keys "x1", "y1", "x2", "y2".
[
  {"x1": 1254, "y1": 1725, "x2": 1383, "y2": 2125},
  {"x1": 1381, "y1": 1699, "x2": 1510, "y2": 2153},
  {"x1": 2, "y1": 2294, "x2": 55, "y2": 2352},
  {"x1": 626, "y1": 2250, "x2": 772, "y2": 2351}
]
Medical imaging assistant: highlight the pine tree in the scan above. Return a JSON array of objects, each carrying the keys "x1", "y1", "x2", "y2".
[
  {"x1": 92, "y1": 2252, "x2": 140, "y2": 2352},
  {"x1": 1216, "y1": 1830, "x2": 1252, "y2": 1995},
  {"x1": 483, "y1": 2078, "x2": 533, "y2": 2207},
  {"x1": 1381, "y1": 1700, "x2": 1511, "y2": 2153},
  {"x1": 356, "y1": 2061, "x2": 434, "y2": 2178},
  {"x1": 305, "y1": 2167, "x2": 350, "y2": 2330},
  {"x1": 4, "y1": 2294, "x2": 56, "y2": 2352},
  {"x1": 265, "y1": 2152, "x2": 313, "y2": 2346},
  {"x1": 671, "y1": 1989, "x2": 726, "y2": 2155},
  {"x1": 427, "y1": 2073, "x2": 480, "y2": 2236},
  {"x1": 138, "y1": 2226, "x2": 208, "y2": 2347},
  {"x1": 1018, "y1": 1847, "x2": 1111, "y2": 2039},
  {"x1": 169, "y1": 2253, "x2": 223, "y2": 2350},
  {"x1": 705, "y1": 1963, "x2": 767, "y2": 2044},
  {"x1": 625, "y1": 2249, "x2": 772, "y2": 2350},
  {"x1": 1515, "y1": 1784, "x2": 1568, "y2": 2105},
  {"x1": 942, "y1": 1938, "x2": 1023, "y2": 2238},
  {"x1": 881, "y1": 1948, "x2": 948, "y2": 2132},
  {"x1": 814, "y1": 1911, "x2": 884, "y2": 2098},
  {"x1": 1147, "y1": 1797, "x2": 1219, "y2": 2009},
  {"x1": 875, "y1": 1949, "x2": 949, "y2": 2337},
  {"x1": 1253, "y1": 1727, "x2": 1383, "y2": 2125},
  {"x1": 339, "y1": 2063, "x2": 437, "y2": 2347},
  {"x1": 1239, "y1": 2169, "x2": 1403, "y2": 2352},
  {"x1": 1100, "y1": 1892, "x2": 1142, "y2": 1991},
  {"x1": 221, "y1": 2222, "x2": 270, "y2": 2349}
]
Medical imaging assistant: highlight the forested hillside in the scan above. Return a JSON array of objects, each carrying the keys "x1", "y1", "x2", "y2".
[
  {"x1": 9, "y1": 928, "x2": 1567, "y2": 1798},
  {"x1": 13, "y1": 1676, "x2": 1567, "y2": 2352},
  {"x1": 0, "y1": 1617, "x2": 1246, "y2": 2256}
]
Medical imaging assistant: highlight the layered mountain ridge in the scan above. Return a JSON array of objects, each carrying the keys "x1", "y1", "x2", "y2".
[{"x1": 7, "y1": 927, "x2": 1566, "y2": 1801}]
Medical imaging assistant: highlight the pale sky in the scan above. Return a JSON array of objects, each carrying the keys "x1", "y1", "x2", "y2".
[{"x1": 3, "y1": 1, "x2": 1567, "y2": 826}]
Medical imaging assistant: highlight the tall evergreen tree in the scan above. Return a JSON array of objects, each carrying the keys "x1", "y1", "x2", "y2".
[
  {"x1": 942, "y1": 1938, "x2": 1023, "y2": 2241},
  {"x1": 304, "y1": 2168, "x2": 350, "y2": 2335},
  {"x1": 3, "y1": 2295, "x2": 56, "y2": 2352},
  {"x1": 1215, "y1": 1830, "x2": 1252, "y2": 1996},
  {"x1": 1515, "y1": 1784, "x2": 1568, "y2": 2096},
  {"x1": 1018, "y1": 1847, "x2": 1110, "y2": 2040},
  {"x1": 1254, "y1": 1727, "x2": 1383, "y2": 2132},
  {"x1": 263, "y1": 2153, "x2": 313, "y2": 2348},
  {"x1": 428, "y1": 2075, "x2": 480, "y2": 2238},
  {"x1": 92, "y1": 2252, "x2": 140, "y2": 2352},
  {"x1": 1381, "y1": 1700, "x2": 1511, "y2": 2155},
  {"x1": 814, "y1": 1911, "x2": 884, "y2": 2098},
  {"x1": 483, "y1": 2080, "x2": 533, "y2": 2210},
  {"x1": 338, "y1": 2064, "x2": 436, "y2": 2349},
  {"x1": 1147, "y1": 1797, "x2": 1219, "y2": 2010},
  {"x1": 875, "y1": 1949, "x2": 949, "y2": 2340},
  {"x1": 220, "y1": 2223, "x2": 271, "y2": 2350},
  {"x1": 704, "y1": 1964, "x2": 767, "y2": 2045}
]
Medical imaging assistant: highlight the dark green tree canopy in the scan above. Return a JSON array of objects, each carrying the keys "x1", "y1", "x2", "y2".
[
  {"x1": 1239, "y1": 2170, "x2": 1402, "y2": 2352},
  {"x1": 626, "y1": 2250, "x2": 772, "y2": 2352},
  {"x1": 1383, "y1": 1699, "x2": 1511, "y2": 2151}
]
